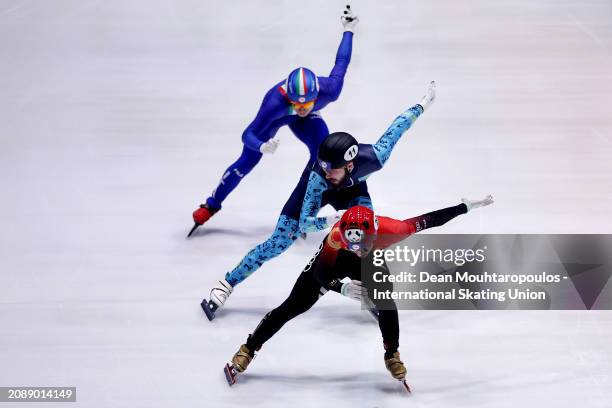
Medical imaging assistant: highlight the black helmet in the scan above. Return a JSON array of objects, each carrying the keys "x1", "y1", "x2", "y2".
[{"x1": 318, "y1": 132, "x2": 358, "y2": 170}]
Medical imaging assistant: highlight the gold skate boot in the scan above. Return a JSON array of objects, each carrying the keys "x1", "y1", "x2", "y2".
[
  {"x1": 385, "y1": 351, "x2": 407, "y2": 380},
  {"x1": 232, "y1": 344, "x2": 254, "y2": 373}
]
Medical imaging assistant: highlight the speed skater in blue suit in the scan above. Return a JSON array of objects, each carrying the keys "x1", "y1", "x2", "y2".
[{"x1": 188, "y1": 6, "x2": 360, "y2": 237}]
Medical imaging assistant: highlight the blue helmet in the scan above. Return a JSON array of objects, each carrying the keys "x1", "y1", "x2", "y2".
[{"x1": 285, "y1": 67, "x2": 319, "y2": 103}]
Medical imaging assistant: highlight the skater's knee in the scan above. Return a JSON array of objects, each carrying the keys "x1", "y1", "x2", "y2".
[
  {"x1": 268, "y1": 216, "x2": 299, "y2": 253},
  {"x1": 274, "y1": 292, "x2": 316, "y2": 317},
  {"x1": 293, "y1": 302, "x2": 315, "y2": 316},
  {"x1": 233, "y1": 150, "x2": 262, "y2": 176},
  {"x1": 233, "y1": 159, "x2": 256, "y2": 176},
  {"x1": 266, "y1": 304, "x2": 299, "y2": 322},
  {"x1": 277, "y1": 302, "x2": 311, "y2": 320},
  {"x1": 261, "y1": 236, "x2": 290, "y2": 256}
]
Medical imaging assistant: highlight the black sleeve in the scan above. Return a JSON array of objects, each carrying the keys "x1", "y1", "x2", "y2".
[{"x1": 405, "y1": 203, "x2": 468, "y2": 232}]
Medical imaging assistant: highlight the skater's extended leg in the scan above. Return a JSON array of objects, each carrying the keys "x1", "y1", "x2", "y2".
[
  {"x1": 223, "y1": 163, "x2": 316, "y2": 289},
  {"x1": 378, "y1": 309, "x2": 400, "y2": 357},
  {"x1": 364, "y1": 262, "x2": 406, "y2": 380},
  {"x1": 231, "y1": 267, "x2": 323, "y2": 373},
  {"x1": 206, "y1": 165, "x2": 316, "y2": 314},
  {"x1": 205, "y1": 146, "x2": 263, "y2": 210},
  {"x1": 368, "y1": 277, "x2": 400, "y2": 356},
  {"x1": 192, "y1": 146, "x2": 263, "y2": 228},
  {"x1": 223, "y1": 215, "x2": 300, "y2": 288},
  {"x1": 379, "y1": 308, "x2": 407, "y2": 380},
  {"x1": 246, "y1": 271, "x2": 323, "y2": 351}
]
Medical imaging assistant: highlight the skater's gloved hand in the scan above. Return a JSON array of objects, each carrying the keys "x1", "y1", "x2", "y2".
[
  {"x1": 341, "y1": 280, "x2": 367, "y2": 301},
  {"x1": 325, "y1": 210, "x2": 346, "y2": 226},
  {"x1": 462, "y1": 195, "x2": 494, "y2": 212},
  {"x1": 341, "y1": 5, "x2": 359, "y2": 32},
  {"x1": 260, "y1": 138, "x2": 280, "y2": 154}
]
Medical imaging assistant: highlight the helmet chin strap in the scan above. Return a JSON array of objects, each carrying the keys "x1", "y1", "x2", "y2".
[
  {"x1": 337, "y1": 170, "x2": 350, "y2": 186},
  {"x1": 345, "y1": 160, "x2": 356, "y2": 174},
  {"x1": 338, "y1": 162, "x2": 355, "y2": 185}
]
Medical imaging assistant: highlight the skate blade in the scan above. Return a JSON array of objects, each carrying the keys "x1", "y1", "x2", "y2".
[
  {"x1": 400, "y1": 379, "x2": 412, "y2": 394},
  {"x1": 186, "y1": 223, "x2": 200, "y2": 238},
  {"x1": 224, "y1": 363, "x2": 238, "y2": 386},
  {"x1": 201, "y1": 299, "x2": 217, "y2": 321}
]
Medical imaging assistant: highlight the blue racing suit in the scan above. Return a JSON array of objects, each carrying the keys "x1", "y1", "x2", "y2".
[{"x1": 205, "y1": 31, "x2": 354, "y2": 210}]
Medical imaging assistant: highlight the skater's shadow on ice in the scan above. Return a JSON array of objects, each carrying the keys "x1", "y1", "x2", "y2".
[
  {"x1": 218, "y1": 307, "x2": 273, "y2": 318},
  {"x1": 187, "y1": 226, "x2": 273, "y2": 239},
  {"x1": 316, "y1": 309, "x2": 373, "y2": 326},
  {"x1": 239, "y1": 371, "x2": 395, "y2": 392}
]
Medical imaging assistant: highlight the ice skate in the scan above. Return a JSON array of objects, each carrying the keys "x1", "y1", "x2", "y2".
[
  {"x1": 418, "y1": 81, "x2": 436, "y2": 111},
  {"x1": 385, "y1": 351, "x2": 407, "y2": 380},
  {"x1": 187, "y1": 204, "x2": 219, "y2": 238},
  {"x1": 232, "y1": 344, "x2": 254, "y2": 373},
  {"x1": 224, "y1": 344, "x2": 254, "y2": 386},
  {"x1": 462, "y1": 194, "x2": 494, "y2": 212},
  {"x1": 385, "y1": 352, "x2": 411, "y2": 393},
  {"x1": 201, "y1": 279, "x2": 233, "y2": 321}
]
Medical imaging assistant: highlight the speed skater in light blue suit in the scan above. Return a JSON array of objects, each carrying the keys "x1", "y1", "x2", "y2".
[
  {"x1": 202, "y1": 80, "x2": 438, "y2": 320},
  {"x1": 189, "y1": 7, "x2": 359, "y2": 237}
]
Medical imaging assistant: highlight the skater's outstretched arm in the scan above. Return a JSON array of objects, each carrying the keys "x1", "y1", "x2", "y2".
[
  {"x1": 322, "y1": 31, "x2": 353, "y2": 101},
  {"x1": 317, "y1": 6, "x2": 357, "y2": 102},
  {"x1": 374, "y1": 196, "x2": 494, "y2": 249},
  {"x1": 372, "y1": 81, "x2": 436, "y2": 167},
  {"x1": 241, "y1": 88, "x2": 287, "y2": 152},
  {"x1": 372, "y1": 205, "x2": 466, "y2": 249}
]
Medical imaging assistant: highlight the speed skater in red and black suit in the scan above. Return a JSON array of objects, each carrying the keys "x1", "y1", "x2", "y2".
[{"x1": 223, "y1": 195, "x2": 493, "y2": 387}]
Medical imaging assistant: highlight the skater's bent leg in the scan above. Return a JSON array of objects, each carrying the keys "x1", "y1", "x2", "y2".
[
  {"x1": 280, "y1": 164, "x2": 313, "y2": 221},
  {"x1": 246, "y1": 271, "x2": 323, "y2": 351},
  {"x1": 365, "y1": 269, "x2": 399, "y2": 356},
  {"x1": 378, "y1": 309, "x2": 400, "y2": 358},
  {"x1": 224, "y1": 215, "x2": 299, "y2": 286},
  {"x1": 205, "y1": 146, "x2": 263, "y2": 210}
]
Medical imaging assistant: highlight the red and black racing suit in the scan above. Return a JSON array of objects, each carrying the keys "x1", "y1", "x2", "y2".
[{"x1": 244, "y1": 203, "x2": 468, "y2": 358}]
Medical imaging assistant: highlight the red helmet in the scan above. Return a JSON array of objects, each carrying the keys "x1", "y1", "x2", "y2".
[{"x1": 339, "y1": 206, "x2": 378, "y2": 255}]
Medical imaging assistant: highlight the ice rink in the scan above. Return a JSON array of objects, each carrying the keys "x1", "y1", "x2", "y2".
[{"x1": 1, "y1": 1, "x2": 612, "y2": 407}]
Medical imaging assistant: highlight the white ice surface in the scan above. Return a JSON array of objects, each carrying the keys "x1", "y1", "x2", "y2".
[{"x1": 1, "y1": 1, "x2": 612, "y2": 407}]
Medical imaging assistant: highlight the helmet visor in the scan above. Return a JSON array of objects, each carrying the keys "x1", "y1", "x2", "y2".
[{"x1": 291, "y1": 100, "x2": 315, "y2": 109}]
